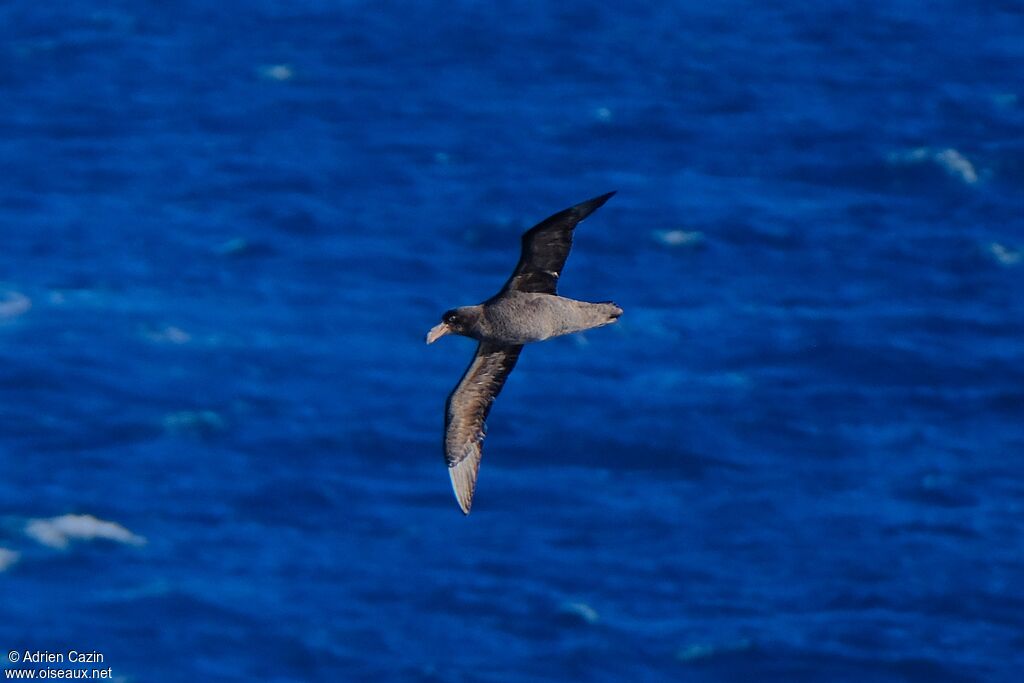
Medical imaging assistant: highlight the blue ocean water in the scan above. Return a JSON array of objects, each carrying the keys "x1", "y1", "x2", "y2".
[{"x1": 1, "y1": 0, "x2": 1023, "y2": 680}]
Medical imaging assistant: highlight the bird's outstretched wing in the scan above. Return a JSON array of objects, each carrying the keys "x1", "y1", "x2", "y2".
[
  {"x1": 445, "y1": 342, "x2": 523, "y2": 514},
  {"x1": 500, "y1": 191, "x2": 615, "y2": 295}
]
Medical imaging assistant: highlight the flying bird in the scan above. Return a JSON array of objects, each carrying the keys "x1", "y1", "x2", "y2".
[{"x1": 427, "y1": 192, "x2": 622, "y2": 514}]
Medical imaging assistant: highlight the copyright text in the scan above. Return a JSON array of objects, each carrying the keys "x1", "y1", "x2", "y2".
[{"x1": 5, "y1": 650, "x2": 112, "y2": 680}]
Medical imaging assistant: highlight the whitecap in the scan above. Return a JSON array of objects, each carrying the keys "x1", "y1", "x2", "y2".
[
  {"x1": 888, "y1": 147, "x2": 979, "y2": 185},
  {"x1": 655, "y1": 229, "x2": 704, "y2": 248},
  {"x1": 557, "y1": 601, "x2": 599, "y2": 624},
  {"x1": 143, "y1": 325, "x2": 191, "y2": 344},
  {"x1": 0, "y1": 291, "x2": 31, "y2": 319},
  {"x1": 933, "y1": 148, "x2": 978, "y2": 185},
  {"x1": 0, "y1": 548, "x2": 19, "y2": 571},
  {"x1": 259, "y1": 64, "x2": 294, "y2": 82},
  {"x1": 987, "y1": 242, "x2": 1021, "y2": 267},
  {"x1": 25, "y1": 514, "x2": 146, "y2": 550}
]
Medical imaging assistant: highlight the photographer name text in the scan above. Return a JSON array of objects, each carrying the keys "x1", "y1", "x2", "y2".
[{"x1": 9, "y1": 651, "x2": 103, "y2": 664}]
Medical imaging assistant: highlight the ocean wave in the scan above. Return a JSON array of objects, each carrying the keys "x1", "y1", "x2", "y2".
[
  {"x1": 24, "y1": 514, "x2": 146, "y2": 550},
  {"x1": 0, "y1": 548, "x2": 19, "y2": 571},
  {"x1": 654, "y1": 229, "x2": 705, "y2": 248},
  {"x1": 887, "y1": 147, "x2": 980, "y2": 185},
  {"x1": 556, "y1": 601, "x2": 599, "y2": 625},
  {"x1": 142, "y1": 325, "x2": 192, "y2": 345},
  {"x1": 986, "y1": 242, "x2": 1021, "y2": 267},
  {"x1": 0, "y1": 290, "x2": 31, "y2": 320},
  {"x1": 676, "y1": 638, "x2": 753, "y2": 662},
  {"x1": 257, "y1": 63, "x2": 295, "y2": 82},
  {"x1": 163, "y1": 410, "x2": 227, "y2": 437}
]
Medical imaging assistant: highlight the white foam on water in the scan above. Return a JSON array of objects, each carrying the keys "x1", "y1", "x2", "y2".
[
  {"x1": 259, "y1": 64, "x2": 294, "y2": 82},
  {"x1": 888, "y1": 147, "x2": 979, "y2": 185},
  {"x1": 655, "y1": 229, "x2": 704, "y2": 247},
  {"x1": 987, "y1": 242, "x2": 1021, "y2": 266},
  {"x1": 0, "y1": 290, "x2": 31, "y2": 319},
  {"x1": 558, "y1": 601, "x2": 599, "y2": 624},
  {"x1": 0, "y1": 548, "x2": 19, "y2": 571},
  {"x1": 25, "y1": 514, "x2": 146, "y2": 550},
  {"x1": 143, "y1": 325, "x2": 191, "y2": 344},
  {"x1": 932, "y1": 148, "x2": 978, "y2": 184}
]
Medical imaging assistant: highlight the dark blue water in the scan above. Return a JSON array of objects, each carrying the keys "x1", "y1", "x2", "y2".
[{"x1": 2, "y1": 1, "x2": 1023, "y2": 681}]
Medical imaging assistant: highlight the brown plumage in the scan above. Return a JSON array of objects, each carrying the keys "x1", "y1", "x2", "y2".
[
  {"x1": 427, "y1": 192, "x2": 621, "y2": 514},
  {"x1": 444, "y1": 343, "x2": 523, "y2": 515}
]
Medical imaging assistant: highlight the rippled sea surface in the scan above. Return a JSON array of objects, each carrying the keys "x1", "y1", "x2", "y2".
[{"x1": 2, "y1": 1, "x2": 1023, "y2": 681}]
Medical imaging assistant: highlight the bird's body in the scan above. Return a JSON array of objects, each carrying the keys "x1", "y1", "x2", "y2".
[
  {"x1": 449, "y1": 293, "x2": 621, "y2": 345},
  {"x1": 427, "y1": 192, "x2": 621, "y2": 514}
]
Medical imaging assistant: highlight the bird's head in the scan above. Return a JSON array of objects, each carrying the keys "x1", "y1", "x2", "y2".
[{"x1": 426, "y1": 307, "x2": 479, "y2": 344}]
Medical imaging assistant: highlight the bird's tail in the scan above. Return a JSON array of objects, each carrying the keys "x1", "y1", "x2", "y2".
[
  {"x1": 602, "y1": 301, "x2": 623, "y2": 319},
  {"x1": 588, "y1": 301, "x2": 622, "y2": 328}
]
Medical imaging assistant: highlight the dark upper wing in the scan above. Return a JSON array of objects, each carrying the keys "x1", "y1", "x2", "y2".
[
  {"x1": 444, "y1": 342, "x2": 523, "y2": 514},
  {"x1": 500, "y1": 191, "x2": 615, "y2": 295}
]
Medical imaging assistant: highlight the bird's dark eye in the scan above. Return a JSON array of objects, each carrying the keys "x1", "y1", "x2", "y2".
[{"x1": 444, "y1": 311, "x2": 458, "y2": 325}]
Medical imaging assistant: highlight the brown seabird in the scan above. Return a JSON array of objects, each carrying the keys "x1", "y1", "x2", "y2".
[{"x1": 426, "y1": 192, "x2": 622, "y2": 514}]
